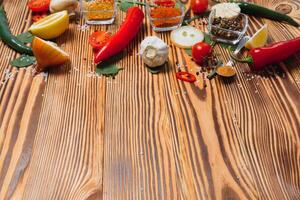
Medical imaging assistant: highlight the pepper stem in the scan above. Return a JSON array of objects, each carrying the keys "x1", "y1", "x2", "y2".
[
  {"x1": 117, "y1": 0, "x2": 147, "y2": 6},
  {"x1": 230, "y1": 51, "x2": 253, "y2": 63},
  {"x1": 183, "y1": 11, "x2": 211, "y2": 25}
]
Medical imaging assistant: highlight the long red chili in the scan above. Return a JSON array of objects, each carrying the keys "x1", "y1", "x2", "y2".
[
  {"x1": 94, "y1": 7, "x2": 144, "y2": 64},
  {"x1": 232, "y1": 37, "x2": 300, "y2": 71}
]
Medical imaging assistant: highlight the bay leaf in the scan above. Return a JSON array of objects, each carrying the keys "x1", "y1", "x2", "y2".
[
  {"x1": 10, "y1": 54, "x2": 36, "y2": 68},
  {"x1": 16, "y1": 32, "x2": 34, "y2": 44}
]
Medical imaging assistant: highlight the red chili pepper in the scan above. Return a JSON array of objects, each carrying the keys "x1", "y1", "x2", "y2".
[
  {"x1": 232, "y1": 37, "x2": 300, "y2": 71},
  {"x1": 176, "y1": 72, "x2": 196, "y2": 83},
  {"x1": 94, "y1": 7, "x2": 144, "y2": 64}
]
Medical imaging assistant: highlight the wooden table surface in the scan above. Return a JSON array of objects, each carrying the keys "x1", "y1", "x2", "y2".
[{"x1": 0, "y1": 0, "x2": 300, "y2": 199}]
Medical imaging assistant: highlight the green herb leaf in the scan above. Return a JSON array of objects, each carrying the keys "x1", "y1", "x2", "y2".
[
  {"x1": 204, "y1": 33, "x2": 214, "y2": 45},
  {"x1": 16, "y1": 32, "x2": 34, "y2": 44},
  {"x1": 119, "y1": 1, "x2": 134, "y2": 12},
  {"x1": 184, "y1": 48, "x2": 192, "y2": 56},
  {"x1": 147, "y1": 65, "x2": 165, "y2": 74},
  {"x1": 10, "y1": 54, "x2": 36, "y2": 68},
  {"x1": 96, "y1": 53, "x2": 125, "y2": 77},
  {"x1": 96, "y1": 64, "x2": 123, "y2": 77}
]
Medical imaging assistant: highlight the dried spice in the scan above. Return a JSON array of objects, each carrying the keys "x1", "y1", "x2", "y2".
[
  {"x1": 216, "y1": 66, "x2": 236, "y2": 77},
  {"x1": 84, "y1": 0, "x2": 115, "y2": 20},
  {"x1": 150, "y1": 7, "x2": 182, "y2": 27},
  {"x1": 211, "y1": 15, "x2": 244, "y2": 40}
]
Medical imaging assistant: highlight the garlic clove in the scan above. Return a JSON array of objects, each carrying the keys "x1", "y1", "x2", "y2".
[{"x1": 50, "y1": 0, "x2": 78, "y2": 14}]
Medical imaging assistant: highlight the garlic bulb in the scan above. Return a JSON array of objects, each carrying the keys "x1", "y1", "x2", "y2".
[
  {"x1": 140, "y1": 36, "x2": 169, "y2": 68},
  {"x1": 50, "y1": 0, "x2": 78, "y2": 14}
]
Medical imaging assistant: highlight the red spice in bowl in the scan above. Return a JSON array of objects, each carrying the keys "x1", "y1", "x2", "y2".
[{"x1": 150, "y1": 7, "x2": 182, "y2": 28}]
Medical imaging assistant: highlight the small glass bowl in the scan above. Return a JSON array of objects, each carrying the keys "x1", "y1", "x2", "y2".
[
  {"x1": 146, "y1": 1, "x2": 185, "y2": 32},
  {"x1": 207, "y1": 9, "x2": 248, "y2": 45},
  {"x1": 80, "y1": 0, "x2": 117, "y2": 25}
]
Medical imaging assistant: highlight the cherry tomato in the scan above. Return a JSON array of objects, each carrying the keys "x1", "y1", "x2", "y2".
[
  {"x1": 154, "y1": 0, "x2": 176, "y2": 7},
  {"x1": 89, "y1": 31, "x2": 111, "y2": 50},
  {"x1": 191, "y1": 0, "x2": 208, "y2": 14},
  {"x1": 28, "y1": 0, "x2": 50, "y2": 12},
  {"x1": 176, "y1": 72, "x2": 196, "y2": 83},
  {"x1": 32, "y1": 12, "x2": 48, "y2": 22},
  {"x1": 192, "y1": 42, "x2": 212, "y2": 65}
]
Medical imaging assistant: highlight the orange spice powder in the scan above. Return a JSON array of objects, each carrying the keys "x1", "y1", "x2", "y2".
[
  {"x1": 150, "y1": 7, "x2": 182, "y2": 28},
  {"x1": 84, "y1": 0, "x2": 115, "y2": 20}
]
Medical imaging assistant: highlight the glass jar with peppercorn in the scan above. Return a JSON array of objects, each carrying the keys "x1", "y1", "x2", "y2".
[{"x1": 208, "y1": 8, "x2": 249, "y2": 45}]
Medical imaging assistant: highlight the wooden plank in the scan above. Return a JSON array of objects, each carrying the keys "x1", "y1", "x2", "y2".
[
  {"x1": 102, "y1": 0, "x2": 300, "y2": 199},
  {"x1": 0, "y1": 0, "x2": 105, "y2": 199},
  {"x1": 0, "y1": 0, "x2": 299, "y2": 199}
]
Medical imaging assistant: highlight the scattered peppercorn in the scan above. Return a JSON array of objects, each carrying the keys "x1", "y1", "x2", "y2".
[{"x1": 211, "y1": 15, "x2": 244, "y2": 40}]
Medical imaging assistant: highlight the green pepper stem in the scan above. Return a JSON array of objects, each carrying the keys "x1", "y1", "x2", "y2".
[
  {"x1": 117, "y1": 0, "x2": 147, "y2": 6},
  {"x1": 230, "y1": 51, "x2": 253, "y2": 63},
  {"x1": 118, "y1": 0, "x2": 153, "y2": 6},
  {"x1": 183, "y1": 11, "x2": 211, "y2": 25}
]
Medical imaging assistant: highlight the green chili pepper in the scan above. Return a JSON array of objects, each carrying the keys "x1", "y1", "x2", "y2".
[
  {"x1": 0, "y1": 6, "x2": 33, "y2": 55},
  {"x1": 238, "y1": 2, "x2": 299, "y2": 27}
]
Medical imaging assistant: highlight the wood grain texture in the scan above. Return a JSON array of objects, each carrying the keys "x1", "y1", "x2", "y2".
[{"x1": 0, "y1": 0, "x2": 300, "y2": 199}]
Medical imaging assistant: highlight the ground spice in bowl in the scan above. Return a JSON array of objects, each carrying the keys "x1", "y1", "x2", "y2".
[
  {"x1": 150, "y1": 7, "x2": 182, "y2": 27},
  {"x1": 84, "y1": 0, "x2": 115, "y2": 20}
]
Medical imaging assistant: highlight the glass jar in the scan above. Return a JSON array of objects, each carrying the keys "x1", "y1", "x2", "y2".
[
  {"x1": 207, "y1": 9, "x2": 248, "y2": 45},
  {"x1": 80, "y1": 0, "x2": 117, "y2": 25},
  {"x1": 146, "y1": 0, "x2": 185, "y2": 32}
]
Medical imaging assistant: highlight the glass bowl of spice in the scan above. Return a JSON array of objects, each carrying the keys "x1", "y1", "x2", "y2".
[
  {"x1": 80, "y1": 0, "x2": 117, "y2": 25},
  {"x1": 207, "y1": 8, "x2": 248, "y2": 45},
  {"x1": 146, "y1": 0, "x2": 185, "y2": 32}
]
